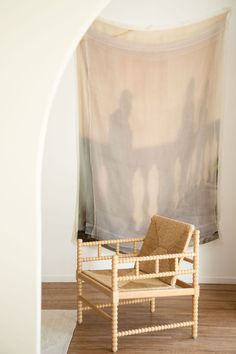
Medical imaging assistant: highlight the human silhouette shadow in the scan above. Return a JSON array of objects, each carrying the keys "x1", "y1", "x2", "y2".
[
  {"x1": 100, "y1": 90, "x2": 135, "y2": 234},
  {"x1": 79, "y1": 84, "x2": 219, "y2": 243}
]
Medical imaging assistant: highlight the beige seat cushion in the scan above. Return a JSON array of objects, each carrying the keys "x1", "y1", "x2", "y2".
[
  {"x1": 139, "y1": 215, "x2": 194, "y2": 286},
  {"x1": 83, "y1": 269, "x2": 171, "y2": 291}
]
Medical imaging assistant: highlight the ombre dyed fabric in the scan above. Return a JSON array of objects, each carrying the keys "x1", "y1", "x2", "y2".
[{"x1": 76, "y1": 14, "x2": 227, "y2": 244}]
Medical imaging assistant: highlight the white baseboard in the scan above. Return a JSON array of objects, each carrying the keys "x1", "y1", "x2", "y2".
[
  {"x1": 179, "y1": 274, "x2": 236, "y2": 284},
  {"x1": 42, "y1": 274, "x2": 236, "y2": 284},
  {"x1": 199, "y1": 276, "x2": 236, "y2": 284},
  {"x1": 42, "y1": 275, "x2": 76, "y2": 282}
]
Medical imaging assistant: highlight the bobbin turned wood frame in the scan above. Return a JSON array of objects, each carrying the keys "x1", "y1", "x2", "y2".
[{"x1": 77, "y1": 231, "x2": 199, "y2": 352}]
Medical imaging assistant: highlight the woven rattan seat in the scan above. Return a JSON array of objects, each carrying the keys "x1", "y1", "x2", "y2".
[{"x1": 83, "y1": 269, "x2": 171, "y2": 291}]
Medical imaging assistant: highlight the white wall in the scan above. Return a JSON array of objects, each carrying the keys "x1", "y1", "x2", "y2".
[
  {"x1": 42, "y1": 0, "x2": 236, "y2": 283},
  {"x1": 0, "y1": 1, "x2": 110, "y2": 353},
  {"x1": 42, "y1": 55, "x2": 78, "y2": 281}
]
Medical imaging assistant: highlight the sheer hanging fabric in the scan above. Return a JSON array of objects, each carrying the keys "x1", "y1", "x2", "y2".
[{"x1": 76, "y1": 13, "x2": 227, "y2": 244}]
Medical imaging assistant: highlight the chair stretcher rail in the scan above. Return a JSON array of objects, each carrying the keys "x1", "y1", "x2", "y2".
[
  {"x1": 118, "y1": 321, "x2": 194, "y2": 337},
  {"x1": 79, "y1": 295, "x2": 112, "y2": 321},
  {"x1": 82, "y1": 298, "x2": 153, "y2": 311}
]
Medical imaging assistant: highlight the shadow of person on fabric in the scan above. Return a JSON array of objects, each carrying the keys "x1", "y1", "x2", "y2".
[
  {"x1": 79, "y1": 84, "x2": 219, "y2": 244},
  {"x1": 98, "y1": 90, "x2": 136, "y2": 236}
]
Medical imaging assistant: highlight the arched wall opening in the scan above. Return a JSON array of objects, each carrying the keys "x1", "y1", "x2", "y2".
[{"x1": 0, "y1": 1, "x2": 111, "y2": 353}]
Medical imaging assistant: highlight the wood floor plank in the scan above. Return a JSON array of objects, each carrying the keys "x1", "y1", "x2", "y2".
[{"x1": 42, "y1": 283, "x2": 236, "y2": 353}]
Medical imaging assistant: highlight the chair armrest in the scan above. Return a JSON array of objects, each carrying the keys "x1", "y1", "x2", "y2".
[
  {"x1": 118, "y1": 252, "x2": 195, "y2": 264},
  {"x1": 115, "y1": 253, "x2": 196, "y2": 282},
  {"x1": 80, "y1": 237, "x2": 144, "y2": 247},
  {"x1": 80, "y1": 253, "x2": 138, "y2": 263},
  {"x1": 115, "y1": 252, "x2": 196, "y2": 282},
  {"x1": 77, "y1": 237, "x2": 145, "y2": 263}
]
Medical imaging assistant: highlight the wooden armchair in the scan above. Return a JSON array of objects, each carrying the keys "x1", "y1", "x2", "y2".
[{"x1": 76, "y1": 215, "x2": 200, "y2": 352}]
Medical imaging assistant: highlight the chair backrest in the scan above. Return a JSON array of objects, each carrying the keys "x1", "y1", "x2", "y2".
[{"x1": 139, "y1": 215, "x2": 194, "y2": 285}]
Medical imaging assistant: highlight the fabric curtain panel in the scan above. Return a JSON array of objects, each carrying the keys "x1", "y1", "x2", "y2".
[{"x1": 76, "y1": 13, "x2": 227, "y2": 244}]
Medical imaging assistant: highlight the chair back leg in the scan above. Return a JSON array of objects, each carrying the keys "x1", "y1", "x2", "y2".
[
  {"x1": 150, "y1": 298, "x2": 156, "y2": 313},
  {"x1": 77, "y1": 239, "x2": 83, "y2": 324},
  {"x1": 192, "y1": 230, "x2": 199, "y2": 338}
]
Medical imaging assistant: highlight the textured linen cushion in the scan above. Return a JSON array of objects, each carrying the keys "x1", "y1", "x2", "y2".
[{"x1": 139, "y1": 215, "x2": 194, "y2": 285}]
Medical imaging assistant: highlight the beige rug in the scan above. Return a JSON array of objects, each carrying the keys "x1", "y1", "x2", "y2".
[{"x1": 41, "y1": 310, "x2": 76, "y2": 354}]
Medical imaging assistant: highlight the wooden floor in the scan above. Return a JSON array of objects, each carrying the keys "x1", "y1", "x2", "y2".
[{"x1": 42, "y1": 283, "x2": 236, "y2": 353}]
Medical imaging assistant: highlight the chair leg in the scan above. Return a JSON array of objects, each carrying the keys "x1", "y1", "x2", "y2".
[
  {"x1": 77, "y1": 279, "x2": 83, "y2": 324},
  {"x1": 150, "y1": 298, "x2": 155, "y2": 313},
  {"x1": 112, "y1": 302, "x2": 118, "y2": 352},
  {"x1": 192, "y1": 294, "x2": 198, "y2": 338}
]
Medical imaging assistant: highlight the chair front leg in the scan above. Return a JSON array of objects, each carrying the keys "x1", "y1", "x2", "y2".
[
  {"x1": 112, "y1": 255, "x2": 119, "y2": 352},
  {"x1": 112, "y1": 301, "x2": 118, "y2": 352},
  {"x1": 192, "y1": 294, "x2": 198, "y2": 338},
  {"x1": 77, "y1": 278, "x2": 83, "y2": 324}
]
